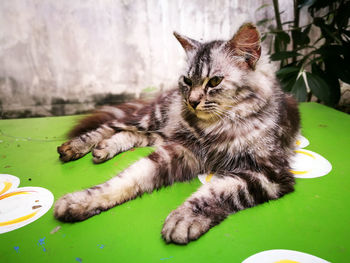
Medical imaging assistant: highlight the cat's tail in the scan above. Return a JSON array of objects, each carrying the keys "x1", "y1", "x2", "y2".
[
  {"x1": 67, "y1": 106, "x2": 130, "y2": 139},
  {"x1": 67, "y1": 108, "x2": 113, "y2": 138},
  {"x1": 67, "y1": 100, "x2": 149, "y2": 138}
]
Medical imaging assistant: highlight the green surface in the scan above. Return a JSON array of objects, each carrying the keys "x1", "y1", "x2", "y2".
[{"x1": 0, "y1": 102, "x2": 349, "y2": 262}]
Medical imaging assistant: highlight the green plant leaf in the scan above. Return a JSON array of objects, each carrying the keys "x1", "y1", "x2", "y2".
[
  {"x1": 270, "y1": 51, "x2": 302, "y2": 61},
  {"x1": 291, "y1": 76, "x2": 307, "y2": 102},
  {"x1": 256, "y1": 3, "x2": 271, "y2": 12},
  {"x1": 308, "y1": 0, "x2": 337, "y2": 12},
  {"x1": 326, "y1": 56, "x2": 350, "y2": 85},
  {"x1": 313, "y1": 62, "x2": 340, "y2": 106},
  {"x1": 274, "y1": 35, "x2": 282, "y2": 53},
  {"x1": 305, "y1": 72, "x2": 332, "y2": 105},
  {"x1": 298, "y1": 0, "x2": 316, "y2": 8},
  {"x1": 276, "y1": 31, "x2": 291, "y2": 44},
  {"x1": 316, "y1": 45, "x2": 344, "y2": 57},
  {"x1": 280, "y1": 74, "x2": 297, "y2": 92},
  {"x1": 336, "y1": 1, "x2": 350, "y2": 29},
  {"x1": 282, "y1": 21, "x2": 294, "y2": 25},
  {"x1": 314, "y1": 17, "x2": 342, "y2": 44},
  {"x1": 317, "y1": 46, "x2": 350, "y2": 85},
  {"x1": 311, "y1": 62, "x2": 323, "y2": 76},
  {"x1": 273, "y1": 31, "x2": 291, "y2": 56},
  {"x1": 276, "y1": 66, "x2": 300, "y2": 77},
  {"x1": 292, "y1": 29, "x2": 310, "y2": 46},
  {"x1": 257, "y1": 18, "x2": 273, "y2": 26}
]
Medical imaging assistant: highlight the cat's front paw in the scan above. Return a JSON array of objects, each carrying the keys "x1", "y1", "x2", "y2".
[
  {"x1": 54, "y1": 192, "x2": 101, "y2": 222},
  {"x1": 161, "y1": 206, "x2": 211, "y2": 244}
]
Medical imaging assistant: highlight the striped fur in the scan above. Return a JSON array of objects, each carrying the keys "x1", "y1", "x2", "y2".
[{"x1": 55, "y1": 23, "x2": 300, "y2": 244}]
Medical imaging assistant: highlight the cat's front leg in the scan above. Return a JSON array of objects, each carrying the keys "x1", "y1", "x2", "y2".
[
  {"x1": 54, "y1": 157, "x2": 157, "y2": 221},
  {"x1": 161, "y1": 176, "x2": 234, "y2": 244},
  {"x1": 162, "y1": 172, "x2": 291, "y2": 244},
  {"x1": 55, "y1": 143, "x2": 200, "y2": 222}
]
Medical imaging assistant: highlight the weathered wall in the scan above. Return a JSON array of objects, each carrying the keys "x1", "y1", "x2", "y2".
[{"x1": 0, "y1": 0, "x2": 295, "y2": 118}]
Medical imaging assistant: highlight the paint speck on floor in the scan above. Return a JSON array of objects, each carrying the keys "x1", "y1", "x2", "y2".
[
  {"x1": 160, "y1": 256, "x2": 173, "y2": 260},
  {"x1": 76, "y1": 257, "x2": 82, "y2": 262},
  {"x1": 38, "y1": 237, "x2": 45, "y2": 245},
  {"x1": 98, "y1": 244, "x2": 105, "y2": 249},
  {"x1": 50, "y1": 226, "x2": 61, "y2": 234},
  {"x1": 38, "y1": 237, "x2": 46, "y2": 252},
  {"x1": 14, "y1": 246, "x2": 19, "y2": 253}
]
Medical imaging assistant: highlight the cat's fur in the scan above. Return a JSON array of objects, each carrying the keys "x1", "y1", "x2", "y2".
[{"x1": 55, "y1": 23, "x2": 300, "y2": 244}]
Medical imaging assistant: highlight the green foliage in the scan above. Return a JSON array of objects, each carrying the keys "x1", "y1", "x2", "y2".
[
  {"x1": 291, "y1": 75, "x2": 308, "y2": 102},
  {"x1": 257, "y1": 0, "x2": 350, "y2": 106}
]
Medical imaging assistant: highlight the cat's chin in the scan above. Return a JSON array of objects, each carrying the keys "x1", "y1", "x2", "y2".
[
  {"x1": 194, "y1": 110, "x2": 217, "y2": 121},
  {"x1": 185, "y1": 106, "x2": 214, "y2": 121}
]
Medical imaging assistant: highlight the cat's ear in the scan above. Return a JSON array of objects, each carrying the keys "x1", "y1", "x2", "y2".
[
  {"x1": 226, "y1": 23, "x2": 261, "y2": 69},
  {"x1": 173, "y1": 32, "x2": 200, "y2": 55}
]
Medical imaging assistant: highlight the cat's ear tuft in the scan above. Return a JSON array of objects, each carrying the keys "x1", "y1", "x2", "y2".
[
  {"x1": 173, "y1": 32, "x2": 200, "y2": 54},
  {"x1": 226, "y1": 23, "x2": 261, "y2": 69}
]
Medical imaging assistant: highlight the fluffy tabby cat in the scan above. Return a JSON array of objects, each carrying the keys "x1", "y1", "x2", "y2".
[{"x1": 55, "y1": 23, "x2": 300, "y2": 244}]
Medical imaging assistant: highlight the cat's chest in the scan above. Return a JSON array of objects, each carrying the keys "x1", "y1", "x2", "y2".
[
  {"x1": 202, "y1": 120, "x2": 267, "y2": 150},
  {"x1": 198, "y1": 122, "x2": 272, "y2": 171}
]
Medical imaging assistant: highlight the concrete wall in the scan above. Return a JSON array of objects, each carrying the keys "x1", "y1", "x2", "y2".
[{"x1": 0, "y1": 0, "x2": 296, "y2": 118}]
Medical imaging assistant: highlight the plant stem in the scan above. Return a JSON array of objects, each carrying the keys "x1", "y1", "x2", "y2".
[
  {"x1": 272, "y1": 0, "x2": 283, "y2": 30},
  {"x1": 292, "y1": 0, "x2": 300, "y2": 63},
  {"x1": 272, "y1": 0, "x2": 285, "y2": 66}
]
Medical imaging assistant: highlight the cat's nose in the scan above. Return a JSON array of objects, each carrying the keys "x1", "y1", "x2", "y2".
[{"x1": 189, "y1": 100, "x2": 200, "y2": 109}]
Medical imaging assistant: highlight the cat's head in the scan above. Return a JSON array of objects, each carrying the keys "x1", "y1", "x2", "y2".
[{"x1": 175, "y1": 23, "x2": 276, "y2": 121}]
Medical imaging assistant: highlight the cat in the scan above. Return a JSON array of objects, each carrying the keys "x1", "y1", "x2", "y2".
[{"x1": 55, "y1": 23, "x2": 300, "y2": 244}]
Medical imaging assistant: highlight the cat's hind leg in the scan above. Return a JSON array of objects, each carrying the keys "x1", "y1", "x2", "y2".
[
  {"x1": 57, "y1": 105, "x2": 134, "y2": 162},
  {"x1": 58, "y1": 124, "x2": 115, "y2": 162},
  {"x1": 92, "y1": 131, "x2": 163, "y2": 163}
]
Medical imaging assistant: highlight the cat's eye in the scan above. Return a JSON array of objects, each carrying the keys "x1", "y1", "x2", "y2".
[
  {"x1": 183, "y1": 76, "x2": 192, "y2": 86},
  {"x1": 208, "y1": 76, "x2": 223, "y2": 88}
]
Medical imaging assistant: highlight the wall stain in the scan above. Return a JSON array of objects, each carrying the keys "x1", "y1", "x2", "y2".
[{"x1": 93, "y1": 93, "x2": 135, "y2": 106}]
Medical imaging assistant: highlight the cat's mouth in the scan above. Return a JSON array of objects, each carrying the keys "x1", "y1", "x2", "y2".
[
  {"x1": 195, "y1": 110, "x2": 213, "y2": 120},
  {"x1": 189, "y1": 106, "x2": 216, "y2": 120},
  {"x1": 185, "y1": 101, "x2": 218, "y2": 121}
]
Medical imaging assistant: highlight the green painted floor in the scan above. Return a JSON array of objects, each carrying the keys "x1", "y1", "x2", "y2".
[{"x1": 0, "y1": 102, "x2": 349, "y2": 262}]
